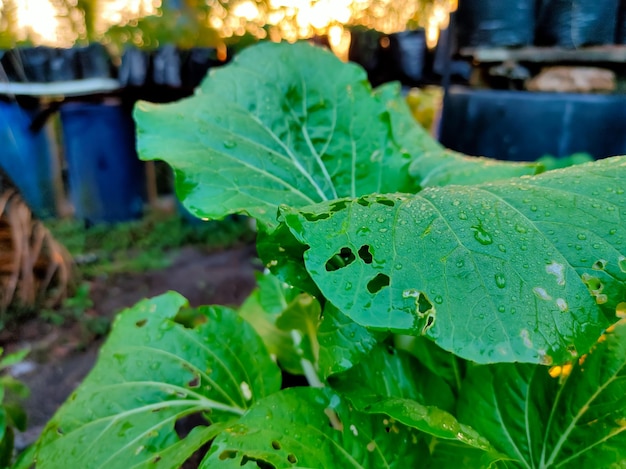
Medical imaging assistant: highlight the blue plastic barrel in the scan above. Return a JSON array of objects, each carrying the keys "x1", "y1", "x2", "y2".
[
  {"x1": 0, "y1": 100, "x2": 57, "y2": 218},
  {"x1": 60, "y1": 102, "x2": 144, "y2": 224}
]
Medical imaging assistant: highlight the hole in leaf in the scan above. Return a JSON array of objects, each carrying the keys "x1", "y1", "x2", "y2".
[
  {"x1": 356, "y1": 197, "x2": 371, "y2": 207},
  {"x1": 188, "y1": 376, "x2": 200, "y2": 388},
  {"x1": 219, "y1": 450, "x2": 238, "y2": 461},
  {"x1": 325, "y1": 247, "x2": 356, "y2": 272},
  {"x1": 152, "y1": 456, "x2": 162, "y2": 463},
  {"x1": 302, "y1": 212, "x2": 330, "y2": 221},
  {"x1": 358, "y1": 245, "x2": 373, "y2": 264},
  {"x1": 329, "y1": 200, "x2": 349, "y2": 212},
  {"x1": 271, "y1": 440, "x2": 281, "y2": 450},
  {"x1": 423, "y1": 315, "x2": 435, "y2": 332},
  {"x1": 135, "y1": 319, "x2": 148, "y2": 327},
  {"x1": 240, "y1": 455, "x2": 276, "y2": 468},
  {"x1": 56, "y1": 427, "x2": 64, "y2": 435},
  {"x1": 175, "y1": 412, "x2": 208, "y2": 439},
  {"x1": 386, "y1": 344, "x2": 396, "y2": 355},
  {"x1": 376, "y1": 198, "x2": 395, "y2": 207},
  {"x1": 367, "y1": 274, "x2": 390, "y2": 294},
  {"x1": 287, "y1": 454, "x2": 298, "y2": 464},
  {"x1": 418, "y1": 295, "x2": 433, "y2": 315}
]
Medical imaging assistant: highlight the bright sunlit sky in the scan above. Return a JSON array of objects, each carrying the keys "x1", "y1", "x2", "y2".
[{"x1": 0, "y1": 0, "x2": 456, "y2": 49}]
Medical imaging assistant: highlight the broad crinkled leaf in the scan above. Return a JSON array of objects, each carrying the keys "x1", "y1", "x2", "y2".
[
  {"x1": 458, "y1": 319, "x2": 626, "y2": 468},
  {"x1": 134, "y1": 41, "x2": 418, "y2": 228},
  {"x1": 276, "y1": 157, "x2": 626, "y2": 364},
  {"x1": 237, "y1": 273, "x2": 304, "y2": 375},
  {"x1": 202, "y1": 387, "x2": 425, "y2": 468},
  {"x1": 35, "y1": 292, "x2": 281, "y2": 468},
  {"x1": 395, "y1": 335, "x2": 465, "y2": 394},
  {"x1": 328, "y1": 345, "x2": 495, "y2": 458},
  {"x1": 329, "y1": 345, "x2": 455, "y2": 413},
  {"x1": 374, "y1": 83, "x2": 542, "y2": 187},
  {"x1": 318, "y1": 303, "x2": 384, "y2": 380}
]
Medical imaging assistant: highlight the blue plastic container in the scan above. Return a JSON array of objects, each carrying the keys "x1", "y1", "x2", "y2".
[
  {"x1": 60, "y1": 102, "x2": 144, "y2": 224},
  {"x1": 0, "y1": 101, "x2": 57, "y2": 218}
]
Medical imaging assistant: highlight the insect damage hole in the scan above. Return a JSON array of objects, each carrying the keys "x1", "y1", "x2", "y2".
[
  {"x1": 367, "y1": 273, "x2": 390, "y2": 294},
  {"x1": 325, "y1": 247, "x2": 356, "y2": 271},
  {"x1": 358, "y1": 245, "x2": 373, "y2": 264}
]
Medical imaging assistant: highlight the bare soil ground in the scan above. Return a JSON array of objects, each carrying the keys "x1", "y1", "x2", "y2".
[{"x1": 0, "y1": 244, "x2": 259, "y2": 449}]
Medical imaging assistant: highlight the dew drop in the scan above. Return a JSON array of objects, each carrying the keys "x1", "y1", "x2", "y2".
[
  {"x1": 395, "y1": 263, "x2": 403, "y2": 270},
  {"x1": 471, "y1": 225, "x2": 493, "y2": 245},
  {"x1": 434, "y1": 295, "x2": 443, "y2": 304},
  {"x1": 619, "y1": 256, "x2": 626, "y2": 273},
  {"x1": 223, "y1": 140, "x2": 237, "y2": 149},
  {"x1": 458, "y1": 212, "x2": 468, "y2": 220},
  {"x1": 498, "y1": 244, "x2": 507, "y2": 253},
  {"x1": 345, "y1": 282, "x2": 353, "y2": 291},
  {"x1": 376, "y1": 217, "x2": 385, "y2": 223},
  {"x1": 498, "y1": 305, "x2": 506, "y2": 313},
  {"x1": 456, "y1": 259, "x2": 465, "y2": 268},
  {"x1": 494, "y1": 273, "x2": 506, "y2": 289},
  {"x1": 515, "y1": 224, "x2": 528, "y2": 234},
  {"x1": 577, "y1": 233, "x2": 587, "y2": 241}
]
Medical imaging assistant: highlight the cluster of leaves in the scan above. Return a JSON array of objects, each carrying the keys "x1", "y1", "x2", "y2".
[{"x1": 29, "y1": 42, "x2": 626, "y2": 468}]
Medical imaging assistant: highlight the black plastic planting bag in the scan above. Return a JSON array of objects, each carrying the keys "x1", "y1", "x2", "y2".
[
  {"x1": 536, "y1": 0, "x2": 619, "y2": 47},
  {"x1": 457, "y1": 0, "x2": 535, "y2": 47},
  {"x1": 617, "y1": 0, "x2": 626, "y2": 43}
]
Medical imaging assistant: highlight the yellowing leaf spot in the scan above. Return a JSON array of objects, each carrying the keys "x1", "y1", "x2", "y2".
[
  {"x1": 615, "y1": 418, "x2": 626, "y2": 428},
  {"x1": 616, "y1": 302, "x2": 626, "y2": 318},
  {"x1": 546, "y1": 261, "x2": 566, "y2": 285},
  {"x1": 367, "y1": 441, "x2": 376, "y2": 452}
]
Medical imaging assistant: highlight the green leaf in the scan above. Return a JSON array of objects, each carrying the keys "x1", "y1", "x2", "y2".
[
  {"x1": 330, "y1": 345, "x2": 456, "y2": 413},
  {"x1": 202, "y1": 387, "x2": 426, "y2": 468},
  {"x1": 238, "y1": 273, "x2": 303, "y2": 375},
  {"x1": 318, "y1": 304, "x2": 384, "y2": 380},
  {"x1": 328, "y1": 345, "x2": 495, "y2": 458},
  {"x1": 409, "y1": 149, "x2": 543, "y2": 188},
  {"x1": 395, "y1": 335, "x2": 465, "y2": 395},
  {"x1": 35, "y1": 292, "x2": 281, "y2": 468},
  {"x1": 0, "y1": 349, "x2": 29, "y2": 371},
  {"x1": 134, "y1": 41, "x2": 418, "y2": 228},
  {"x1": 423, "y1": 439, "x2": 515, "y2": 469},
  {"x1": 458, "y1": 319, "x2": 626, "y2": 468},
  {"x1": 278, "y1": 157, "x2": 626, "y2": 364},
  {"x1": 374, "y1": 82, "x2": 541, "y2": 187}
]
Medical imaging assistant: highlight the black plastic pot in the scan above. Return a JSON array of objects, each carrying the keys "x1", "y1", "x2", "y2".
[
  {"x1": 617, "y1": 0, "x2": 626, "y2": 43},
  {"x1": 389, "y1": 30, "x2": 426, "y2": 84},
  {"x1": 439, "y1": 86, "x2": 626, "y2": 161},
  {"x1": 536, "y1": 0, "x2": 619, "y2": 47},
  {"x1": 0, "y1": 45, "x2": 113, "y2": 82},
  {"x1": 456, "y1": 0, "x2": 535, "y2": 47}
]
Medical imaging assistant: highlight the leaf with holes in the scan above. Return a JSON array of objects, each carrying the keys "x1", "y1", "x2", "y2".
[
  {"x1": 134, "y1": 41, "x2": 418, "y2": 229},
  {"x1": 458, "y1": 319, "x2": 626, "y2": 468},
  {"x1": 34, "y1": 292, "x2": 281, "y2": 468},
  {"x1": 201, "y1": 387, "x2": 426, "y2": 468},
  {"x1": 276, "y1": 157, "x2": 626, "y2": 364}
]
